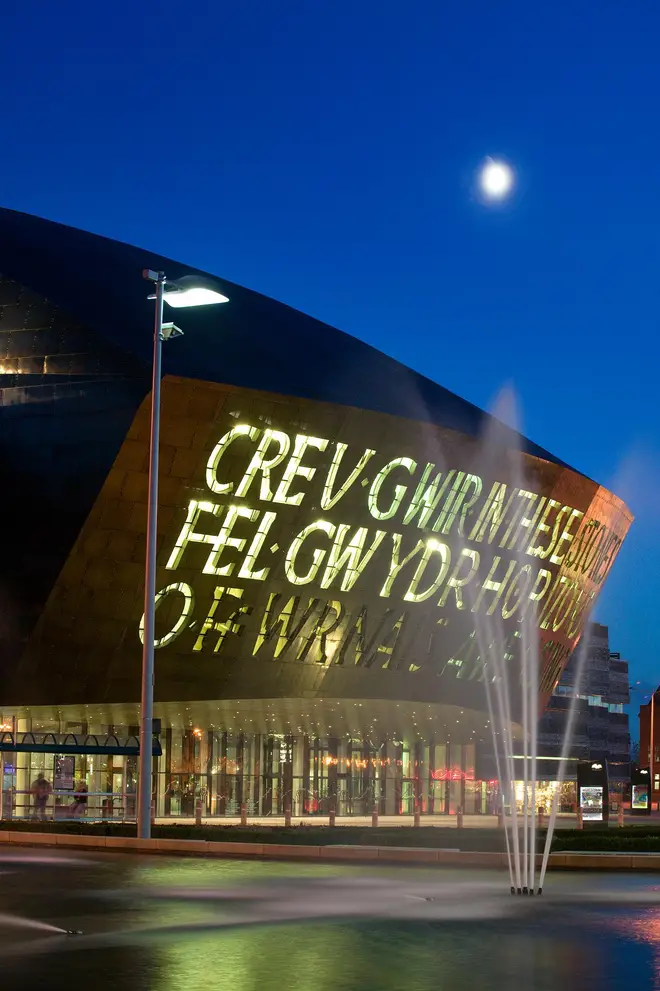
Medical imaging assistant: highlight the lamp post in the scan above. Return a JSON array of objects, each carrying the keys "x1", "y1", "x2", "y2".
[{"x1": 138, "y1": 269, "x2": 228, "y2": 840}]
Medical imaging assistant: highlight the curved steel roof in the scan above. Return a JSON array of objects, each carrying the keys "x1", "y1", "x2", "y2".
[{"x1": 0, "y1": 206, "x2": 579, "y2": 473}]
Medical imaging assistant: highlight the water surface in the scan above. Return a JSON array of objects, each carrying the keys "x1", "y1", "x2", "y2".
[{"x1": 0, "y1": 852, "x2": 658, "y2": 990}]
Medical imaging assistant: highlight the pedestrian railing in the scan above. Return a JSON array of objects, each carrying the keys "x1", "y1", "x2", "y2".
[{"x1": 2, "y1": 790, "x2": 136, "y2": 822}]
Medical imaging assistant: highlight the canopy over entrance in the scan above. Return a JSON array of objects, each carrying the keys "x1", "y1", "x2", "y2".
[{"x1": 0, "y1": 732, "x2": 162, "y2": 756}]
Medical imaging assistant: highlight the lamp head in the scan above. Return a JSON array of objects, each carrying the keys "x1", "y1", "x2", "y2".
[{"x1": 144, "y1": 271, "x2": 229, "y2": 307}]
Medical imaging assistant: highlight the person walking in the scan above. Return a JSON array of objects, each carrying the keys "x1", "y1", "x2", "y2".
[
  {"x1": 31, "y1": 774, "x2": 52, "y2": 820},
  {"x1": 69, "y1": 780, "x2": 88, "y2": 819}
]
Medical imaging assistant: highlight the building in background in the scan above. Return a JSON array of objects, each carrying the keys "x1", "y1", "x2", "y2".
[
  {"x1": 0, "y1": 208, "x2": 633, "y2": 819},
  {"x1": 529, "y1": 623, "x2": 630, "y2": 811},
  {"x1": 639, "y1": 688, "x2": 660, "y2": 808}
]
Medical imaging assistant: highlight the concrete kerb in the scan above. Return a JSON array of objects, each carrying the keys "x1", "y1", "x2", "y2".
[{"x1": 0, "y1": 831, "x2": 658, "y2": 870}]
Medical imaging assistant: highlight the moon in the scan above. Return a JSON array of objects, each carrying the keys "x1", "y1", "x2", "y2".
[{"x1": 479, "y1": 159, "x2": 514, "y2": 199}]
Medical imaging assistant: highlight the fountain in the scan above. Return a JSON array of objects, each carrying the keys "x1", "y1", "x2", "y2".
[{"x1": 439, "y1": 387, "x2": 611, "y2": 896}]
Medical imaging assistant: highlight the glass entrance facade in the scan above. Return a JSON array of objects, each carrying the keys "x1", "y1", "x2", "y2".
[{"x1": 1, "y1": 716, "x2": 488, "y2": 819}]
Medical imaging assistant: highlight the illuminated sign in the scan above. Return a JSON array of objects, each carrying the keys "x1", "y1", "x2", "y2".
[
  {"x1": 580, "y1": 785, "x2": 604, "y2": 821},
  {"x1": 136, "y1": 411, "x2": 629, "y2": 694},
  {"x1": 632, "y1": 784, "x2": 649, "y2": 810}
]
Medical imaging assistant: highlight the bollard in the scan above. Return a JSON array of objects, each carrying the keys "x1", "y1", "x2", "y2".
[
  {"x1": 284, "y1": 805, "x2": 292, "y2": 828},
  {"x1": 371, "y1": 806, "x2": 379, "y2": 828},
  {"x1": 195, "y1": 798, "x2": 203, "y2": 827},
  {"x1": 240, "y1": 802, "x2": 247, "y2": 826},
  {"x1": 329, "y1": 807, "x2": 336, "y2": 827},
  {"x1": 497, "y1": 810, "x2": 505, "y2": 829},
  {"x1": 576, "y1": 807, "x2": 583, "y2": 830},
  {"x1": 457, "y1": 807, "x2": 464, "y2": 829},
  {"x1": 618, "y1": 804, "x2": 624, "y2": 827},
  {"x1": 413, "y1": 808, "x2": 421, "y2": 828}
]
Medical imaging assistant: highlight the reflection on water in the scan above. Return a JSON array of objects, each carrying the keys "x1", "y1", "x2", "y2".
[
  {"x1": 0, "y1": 853, "x2": 657, "y2": 991},
  {"x1": 156, "y1": 922, "x2": 614, "y2": 991},
  {"x1": 609, "y1": 908, "x2": 660, "y2": 990}
]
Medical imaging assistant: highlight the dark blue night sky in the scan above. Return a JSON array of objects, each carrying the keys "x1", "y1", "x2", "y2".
[{"x1": 2, "y1": 1, "x2": 658, "y2": 683}]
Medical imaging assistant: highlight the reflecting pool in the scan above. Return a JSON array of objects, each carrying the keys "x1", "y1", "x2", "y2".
[{"x1": 0, "y1": 852, "x2": 658, "y2": 990}]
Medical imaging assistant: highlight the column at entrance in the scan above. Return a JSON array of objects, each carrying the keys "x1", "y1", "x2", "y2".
[{"x1": 328, "y1": 738, "x2": 338, "y2": 817}]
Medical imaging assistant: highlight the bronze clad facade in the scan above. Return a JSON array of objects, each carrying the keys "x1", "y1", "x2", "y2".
[{"x1": 0, "y1": 209, "x2": 632, "y2": 819}]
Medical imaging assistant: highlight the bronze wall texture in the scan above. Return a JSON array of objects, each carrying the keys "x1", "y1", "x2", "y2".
[{"x1": 10, "y1": 377, "x2": 633, "y2": 718}]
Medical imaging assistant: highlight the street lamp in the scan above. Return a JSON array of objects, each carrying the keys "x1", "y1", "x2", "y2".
[{"x1": 138, "y1": 269, "x2": 228, "y2": 840}]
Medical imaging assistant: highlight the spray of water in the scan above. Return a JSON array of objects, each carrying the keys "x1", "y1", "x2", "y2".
[
  {"x1": 0, "y1": 913, "x2": 69, "y2": 935},
  {"x1": 538, "y1": 633, "x2": 591, "y2": 891},
  {"x1": 449, "y1": 386, "x2": 607, "y2": 895}
]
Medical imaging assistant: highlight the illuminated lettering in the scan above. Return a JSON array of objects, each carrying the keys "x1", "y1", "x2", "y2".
[
  {"x1": 237, "y1": 511, "x2": 277, "y2": 581},
  {"x1": 285, "y1": 521, "x2": 335, "y2": 585},
  {"x1": 592, "y1": 533, "x2": 622, "y2": 585},
  {"x1": 320, "y1": 524, "x2": 386, "y2": 591},
  {"x1": 297, "y1": 600, "x2": 344, "y2": 663},
  {"x1": 543, "y1": 505, "x2": 570, "y2": 561},
  {"x1": 368, "y1": 457, "x2": 417, "y2": 520},
  {"x1": 513, "y1": 495, "x2": 547, "y2": 552},
  {"x1": 203, "y1": 505, "x2": 260, "y2": 577},
  {"x1": 457, "y1": 474, "x2": 483, "y2": 535},
  {"x1": 549, "y1": 508, "x2": 583, "y2": 565},
  {"x1": 468, "y1": 482, "x2": 515, "y2": 544},
  {"x1": 253, "y1": 593, "x2": 319, "y2": 657},
  {"x1": 206, "y1": 424, "x2": 260, "y2": 495},
  {"x1": 273, "y1": 434, "x2": 329, "y2": 506},
  {"x1": 550, "y1": 579, "x2": 579, "y2": 633},
  {"x1": 336, "y1": 607, "x2": 399, "y2": 667},
  {"x1": 235, "y1": 428, "x2": 291, "y2": 501},
  {"x1": 403, "y1": 539, "x2": 451, "y2": 602},
  {"x1": 472, "y1": 556, "x2": 517, "y2": 615},
  {"x1": 403, "y1": 466, "x2": 454, "y2": 528},
  {"x1": 539, "y1": 575, "x2": 570, "y2": 630},
  {"x1": 380, "y1": 533, "x2": 425, "y2": 598},
  {"x1": 501, "y1": 564, "x2": 534, "y2": 620},
  {"x1": 526, "y1": 499, "x2": 560, "y2": 558},
  {"x1": 320, "y1": 443, "x2": 376, "y2": 510},
  {"x1": 193, "y1": 586, "x2": 251, "y2": 652},
  {"x1": 166, "y1": 500, "x2": 223, "y2": 570},
  {"x1": 528, "y1": 568, "x2": 552, "y2": 608},
  {"x1": 139, "y1": 582, "x2": 194, "y2": 648},
  {"x1": 502, "y1": 490, "x2": 537, "y2": 549},
  {"x1": 434, "y1": 473, "x2": 482, "y2": 536},
  {"x1": 566, "y1": 589, "x2": 596, "y2": 638},
  {"x1": 431, "y1": 472, "x2": 465, "y2": 532},
  {"x1": 577, "y1": 523, "x2": 606, "y2": 574},
  {"x1": 438, "y1": 548, "x2": 480, "y2": 609},
  {"x1": 358, "y1": 611, "x2": 406, "y2": 669},
  {"x1": 565, "y1": 519, "x2": 599, "y2": 571},
  {"x1": 499, "y1": 490, "x2": 534, "y2": 549}
]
